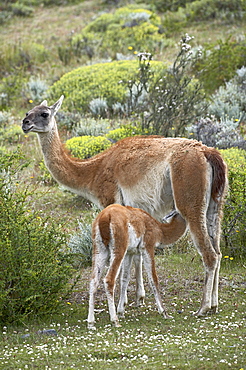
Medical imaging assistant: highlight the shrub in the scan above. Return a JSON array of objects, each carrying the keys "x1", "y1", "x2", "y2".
[
  {"x1": 188, "y1": 116, "x2": 245, "y2": 149},
  {"x1": 72, "y1": 118, "x2": 113, "y2": 137},
  {"x1": 132, "y1": 0, "x2": 195, "y2": 13},
  {"x1": 11, "y1": 2, "x2": 33, "y2": 17},
  {"x1": 139, "y1": 35, "x2": 206, "y2": 136},
  {"x1": 194, "y1": 39, "x2": 246, "y2": 94},
  {"x1": 106, "y1": 125, "x2": 146, "y2": 141},
  {"x1": 68, "y1": 220, "x2": 93, "y2": 268},
  {"x1": 49, "y1": 59, "x2": 166, "y2": 114},
  {"x1": 184, "y1": 0, "x2": 246, "y2": 22},
  {"x1": 162, "y1": 8, "x2": 188, "y2": 35},
  {"x1": 65, "y1": 135, "x2": 112, "y2": 159},
  {"x1": 208, "y1": 66, "x2": 246, "y2": 124},
  {"x1": 0, "y1": 169, "x2": 74, "y2": 323},
  {"x1": 68, "y1": 207, "x2": 100, "y2": 268},
  {"x1": 24, "y1": 76, "x2": 48, "y2": 103},
  {"x1": 220, "y1": 148, "x2": 246, "y2": 257},
  {"x1": 0, "y1": 124, "x2": 24, "y2": 144},
  {"x1": 89, "y1": 98, "x2": 108, "y2": 118},
  {"x1": 56, "y1": 110, "x2": 83, "y2": 131},
  {"x1": 0, "y1": 111, "x2": 15, "y2": 128},
  {"x1": 188, "y1": 66, "x2": 246, "y2": 149},
  {"x1": 71, "y1": 6, "x2": 164, "y2": 59}
]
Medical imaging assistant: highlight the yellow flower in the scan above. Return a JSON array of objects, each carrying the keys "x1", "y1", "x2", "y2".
[
  {"x1": 67, "y1": 302, "x2": 71, "y2": 305},
  {"x1": 29, "y1": 99, "x2": 33, "y2": 103},
  {"x1": 134, "y1": 51, "x2": 138, "y2": 54},
  {"x1": 224, "y1": 256, "x2": 229, "y2": 259},
  {"x1": 230, "y1": 257, "x2": 234, "y2": 260},
  {"x1": 128, "y1": 46, "x2": 133, "y2": 50},
  {"x1": 234, "y1": 119, "x2": 239, "y2": 122}
]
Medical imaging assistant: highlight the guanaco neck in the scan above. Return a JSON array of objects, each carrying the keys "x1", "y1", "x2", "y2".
[{"x1": 36, "y1": 121, "x2": 104, "y2": 206}]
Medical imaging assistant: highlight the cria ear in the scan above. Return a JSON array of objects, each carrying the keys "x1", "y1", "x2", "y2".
[
  {"x1": 40, "y1": 100, "x2": 48, "y2": 106},
  {"x1": 50, "y1": 95, "x2": 64, "y2": 116}
]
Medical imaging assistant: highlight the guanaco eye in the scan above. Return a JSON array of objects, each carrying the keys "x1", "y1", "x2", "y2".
[{"x1": 41, "y1": 112, "x2": 49, "y2": 118}]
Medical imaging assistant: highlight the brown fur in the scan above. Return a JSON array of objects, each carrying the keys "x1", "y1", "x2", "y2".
[
  {"x1": 88, "y1": 205, "x2": 186, "y2": 327},
  {"x1": 22, "y1": 97, "x2": 228, "y2": 316}
]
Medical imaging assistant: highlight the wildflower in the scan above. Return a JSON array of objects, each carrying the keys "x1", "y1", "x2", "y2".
[
  {"x1": 224, "y1": 256, "x2": 229, "y2": 259},
  {"x1": 235, "y1": 119, "x2": 239, "y2": 122},
  {"x1": 128, "y1": 46, "x2": 133, "y2": 50},
  {"x1": 134, "y1": 51, "x2": 138, "y2": 54},
  {"x1": 230, "y1": 257, "x2": 234, "y2": 260},
  {"x1": 67, "y1": 302, "x2": 72, "y2": 305},
  {"x1": 29, "y1": 99, "x2": 33, "y2": 103}
]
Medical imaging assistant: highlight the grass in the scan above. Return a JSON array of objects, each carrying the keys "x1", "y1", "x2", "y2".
[{"x1": 0, "y1": 253, "x2": 245, "y2": 369}]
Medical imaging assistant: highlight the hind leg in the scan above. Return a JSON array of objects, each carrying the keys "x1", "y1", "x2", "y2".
[
  {"x1": 189, "y1": 219, "x2": 221, "y2": 316},
  {"x1": 206, "y1": 198, "x2": 223, "y2": 313}
]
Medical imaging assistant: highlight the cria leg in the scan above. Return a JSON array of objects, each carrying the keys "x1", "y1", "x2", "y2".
[
  {"x1": 117, "y1": 253, "x2": 134, "y2": 317},
  {"x1": 143, "y1": 250, "x2": 170, "y2": 318},
  {"x1": 104, "y1": 254, "x2": 125, "y2": 327},
  {"x1": 87, "y1": 247, "x2": 108, "y2": 330},
  {"x1": 133, "y1": 254, "x2": 146, "y2": 306}
]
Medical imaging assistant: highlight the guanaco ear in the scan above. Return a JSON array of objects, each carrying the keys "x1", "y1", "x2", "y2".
[
  {"x1": 50, "y1": 95, "x2": 64, "y2": 116},
  {"x1": 40, "y1": 100, "x2": 48, "y2": 106}
]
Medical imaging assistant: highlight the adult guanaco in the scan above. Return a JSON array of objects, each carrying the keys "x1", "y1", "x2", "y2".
[{"x1": 22, "y1": 96, "x2": 228, "y2": 316}]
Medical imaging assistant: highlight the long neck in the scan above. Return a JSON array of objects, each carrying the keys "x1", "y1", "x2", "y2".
[
  {"x1": 159, "y1": 214, "x2": 186, "y2": 245},
  {"x1": 37, "y1": 122, "x2": 105, "y2": 207}
]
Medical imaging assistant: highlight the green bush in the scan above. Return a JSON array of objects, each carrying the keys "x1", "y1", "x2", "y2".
[
  {"x1": 71, "y1": 6, "x2": 164, "y2": 59},
  {"x1": 106, "y1": 125, "x2": 146, "y2": 141},
  {"x1": 49, "y1": 59, "x2": 165, "y2": 114},
  {"x1": 133, "y1": 0, "x2": 195, "y2": 13},
  {"x1": 194, "y1": 39, "x2": 246, "y2": 94},
  {"x1": 0, "y1": 124, "x2": 24, "y2": 144},
  {"x1": 220, "y1": 148, "x2": 246, "y2": 257},
  {"x1": 185, "y1": 0, "x2": 246, "y2": 22},
  {"x1": 0, "y1": 170, "x2": 74, "y2": 323},
  {"x1": 65, "y1": 135, "x2": 112, "y2": 159}
]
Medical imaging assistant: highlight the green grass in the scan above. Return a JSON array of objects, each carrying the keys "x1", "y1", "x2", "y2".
[{"x1": 0, "y1": 253, "x2": 245, "y2": 369}]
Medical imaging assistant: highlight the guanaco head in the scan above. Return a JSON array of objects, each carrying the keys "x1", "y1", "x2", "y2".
[{"x1": 22, "y1": 95, "x2": 64, "y2": 134}]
